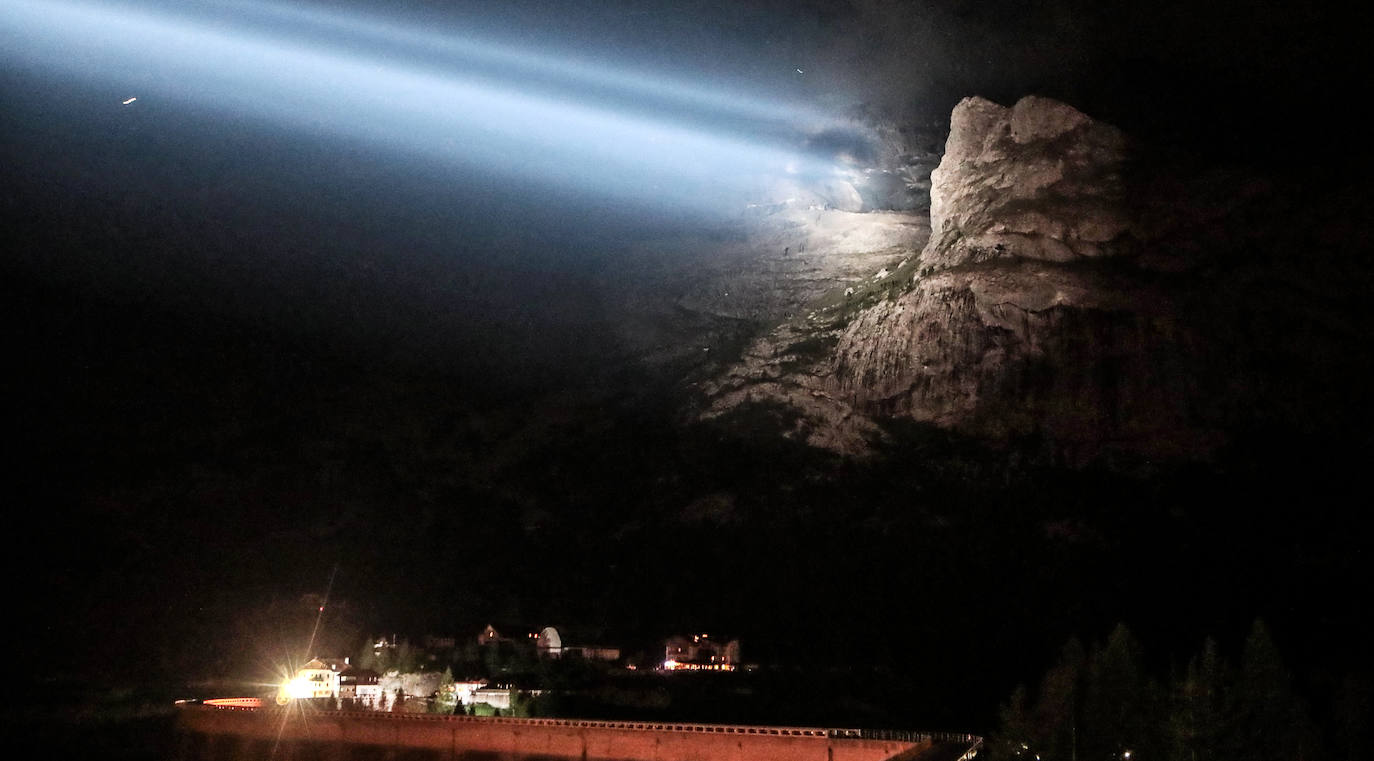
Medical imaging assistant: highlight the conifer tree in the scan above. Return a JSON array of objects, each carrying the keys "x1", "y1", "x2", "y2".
[
  {"x1": 988, "y1": 638, "x2": 1085, "y2": 761},
  {"x1": 432, "y1": 666, "x2": 457, "y2": 714},
  {"x1": 992, "y1": 685, "x2": 1035, "y2": 761},
  {"x1": 1231, "y1": 620, "x2": 1311, "y2": 761},
  {"x1": 1167, "y1": 637, "x2": 1229, "y2": 761},
  {"x1": 1082, "y1": 624, "x2": 1161, "y2": 761},
  {"x1": 1035, "y1": 638, "x2": 1086, "y2": 761},
  {"x1": 1331, "y1": 675, "x2": 1371, "y2": 761}
]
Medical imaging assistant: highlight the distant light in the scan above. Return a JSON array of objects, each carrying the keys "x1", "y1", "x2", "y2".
[{"x1": 122, "y1": 96, "x2": 136, "y2": 105}]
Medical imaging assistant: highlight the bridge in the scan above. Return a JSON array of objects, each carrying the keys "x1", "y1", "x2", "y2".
[{"x1": 175, "y1": 702, "x2": 982, "y2": 761}]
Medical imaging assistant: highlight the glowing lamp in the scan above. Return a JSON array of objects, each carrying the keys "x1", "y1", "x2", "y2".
[{"x1": 285, "y1": 677, "x2": 314, "y2": 700}]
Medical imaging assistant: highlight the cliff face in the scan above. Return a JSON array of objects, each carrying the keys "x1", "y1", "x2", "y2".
[
  {"x1": 826, "y1": 95, "x2": 1213, "y2": 460},
  {"x1": 703, "y1": 96, "x2": 1373, "y2": 464}
]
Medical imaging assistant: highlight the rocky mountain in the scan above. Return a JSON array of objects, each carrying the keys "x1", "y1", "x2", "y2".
[{"x1": 678, "y1": 96, "x2": 1373, "y2": 466}]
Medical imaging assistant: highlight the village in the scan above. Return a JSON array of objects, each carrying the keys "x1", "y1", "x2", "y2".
[{"x1": 280, "y1": 624, "x2": 746, "y2": 716}]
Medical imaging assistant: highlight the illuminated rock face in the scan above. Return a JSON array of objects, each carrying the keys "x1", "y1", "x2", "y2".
[
  {"x1": 705, "y1": 96, "x2": 1190, "y2": 459},
  {"x1": 924, "y1": 96, "x2": 1133, "y2": 268},
  {"x1": 706, "y1": 94, "x2": 1370, "y2": 464},
  {"x1": 822, "y1": 95, "x2": 1217, "y2": 461}
]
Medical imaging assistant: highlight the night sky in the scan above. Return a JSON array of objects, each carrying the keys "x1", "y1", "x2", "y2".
[{"x1": 4, "y1": 0, "x2": 1371, "y2": 735}]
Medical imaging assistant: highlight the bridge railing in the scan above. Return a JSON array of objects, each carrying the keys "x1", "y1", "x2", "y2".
[{"x1": 186, "y1": 703, "x2": 981, "y2": 749}]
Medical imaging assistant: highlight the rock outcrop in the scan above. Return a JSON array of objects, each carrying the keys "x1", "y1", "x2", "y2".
[
  {"x1": 923, "y1": 95, "x2": 1133, "y2": 267},
  {"x1": 704, "y1": 95, "x2": 1373, "y2": 465},
  {"x1": 826, "y1": 95, "x2": 1206, "y2": 460}
]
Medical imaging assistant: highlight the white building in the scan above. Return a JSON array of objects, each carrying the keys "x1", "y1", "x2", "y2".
[
  {"x1": 452, "y1": 680, "x2": 488, "y2": 706},
  {"x1": 287, "y1": 658, "x2": 340, "y2": 699},
  {"x1": 339, "y1": 667, "x2": 382, "y2": 708},
  {"x1": 471, "y1": 687, "x2": 513, "y2": 710},
  {"x1": 535, "y1": 626, "x2": 621, "y2": 662}
]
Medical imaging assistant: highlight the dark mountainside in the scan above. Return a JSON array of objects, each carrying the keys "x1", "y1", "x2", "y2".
[{"x1": 5, "y1": 0, "x2": 1373, "y2": 756}]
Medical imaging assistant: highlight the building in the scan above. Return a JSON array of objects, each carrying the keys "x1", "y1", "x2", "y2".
[
  {"x1": 662, "y1": 634, "x2": 740, "y2": 671},
  {"x1": 451, "y1": 680, "x2": 488, "y2": 706},
  {"x1": 470, "y1": 686, "x2": 513, "y2": 710},
  {"x1": 339, "y1": 667, "x2": 382, "y2": 708},
  {"x1": 459, "y1": 684, "x2": 544, "y2": 712},
  {"x1": 286, "y1": 658, "x2": 341, "y2": 699},
  {"x1": 477, "y1": 624, "x2": 507, "y2": 646},
  {"x1": 372, "y1": 634, "x2": 399, "y2": 659},
  {"x1": 320, "y1": 657, "x2": 350, "y2": 672},
  {"x1": 534, "y1": 626, "x2": 621, "y2": 662}
]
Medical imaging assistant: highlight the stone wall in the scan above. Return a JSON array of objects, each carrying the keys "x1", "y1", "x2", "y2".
[{"x1": 174, "y1": 706, "x2": 959, "y2": 761}]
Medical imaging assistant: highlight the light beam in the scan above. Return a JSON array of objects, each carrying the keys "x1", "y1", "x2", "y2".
[{"x1": 2, "y1": 0, "x2": 857, "y2": 211}]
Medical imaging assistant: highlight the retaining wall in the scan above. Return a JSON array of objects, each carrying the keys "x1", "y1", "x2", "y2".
[{"x1": 176, "y1": 706, "x2": 972, "y2": 761}]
